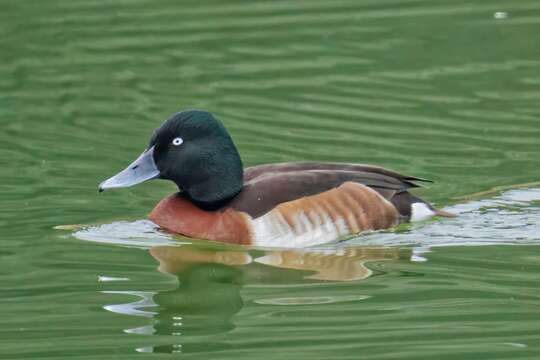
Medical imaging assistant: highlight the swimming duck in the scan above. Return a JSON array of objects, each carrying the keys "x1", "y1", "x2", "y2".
[{"x1": 99, "y1": 110, "x2": 452, "y2": 247}]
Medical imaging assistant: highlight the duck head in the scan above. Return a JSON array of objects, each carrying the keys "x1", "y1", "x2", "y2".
[{"x1": 99, "y1": 110, "x2": 244, "y2": 209}]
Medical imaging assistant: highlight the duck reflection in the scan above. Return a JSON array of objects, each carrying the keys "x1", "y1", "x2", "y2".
[
  {"x1": 253, "y1": 246, "x2": 408, "y2": 281},
  {"x1": 104, "y1": 244, "x2": 409, "y2": 353},
  {"x1": 152, "y1": 264, "x2": 243, "y2": 337}
]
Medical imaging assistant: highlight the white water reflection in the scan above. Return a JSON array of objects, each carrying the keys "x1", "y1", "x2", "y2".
[
  {"x1": 254, "y1": 294, "x2": 370, "y2": 306},
  {"x1": 75, "y1": 220, "x2": 178, "y2": 248},
  {"x1": 346, "y1": 187, "x2": 540, "y2": 248},
  {"x1": 102, "y1": 290, "x2": 158, "y2": 318}
]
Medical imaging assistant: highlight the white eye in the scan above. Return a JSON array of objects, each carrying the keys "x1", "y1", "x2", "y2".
[{"x1": 172, "y1": 137, "x2": 183, "y2": 146}]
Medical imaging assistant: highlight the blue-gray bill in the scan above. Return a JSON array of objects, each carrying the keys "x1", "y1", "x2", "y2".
[{"x1": 98, "y1": 146, "x2": 159, "y2": 192}]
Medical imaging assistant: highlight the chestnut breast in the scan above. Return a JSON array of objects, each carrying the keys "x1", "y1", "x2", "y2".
[{"x1": 148, "y1": 194, "x2": 253, "y2": 245}]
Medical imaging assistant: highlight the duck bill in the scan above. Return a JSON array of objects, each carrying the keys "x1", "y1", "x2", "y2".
[{"x1": 99, "y1": 146, "x2": 160, "y2": 192}]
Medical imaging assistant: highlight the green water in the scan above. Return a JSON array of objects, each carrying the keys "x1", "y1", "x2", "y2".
[{"x1": 2, "y1": 0, "x2": 540, "y2": 359}]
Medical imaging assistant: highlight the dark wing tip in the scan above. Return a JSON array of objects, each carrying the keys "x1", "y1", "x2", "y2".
[
  {"x1": 405, "y1": 175, "x2": 433, "y2": 183},
  {"x1": 404, "y1": 176, "x2": 433, "y2": 188}
]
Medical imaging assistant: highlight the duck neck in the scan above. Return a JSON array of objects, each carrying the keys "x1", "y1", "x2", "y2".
[{"x1": 179, "y1": 153, "x2": 244, "y2": 211}]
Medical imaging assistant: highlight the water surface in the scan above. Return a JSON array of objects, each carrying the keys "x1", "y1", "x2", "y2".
[{"x1": 1, "y1": 0, "x2": 540, "y2": 359}]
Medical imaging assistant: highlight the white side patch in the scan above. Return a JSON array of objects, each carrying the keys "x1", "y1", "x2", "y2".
[
  {"x1": 251, "y1": 210, "x2": 349, "y2": 248},
  {"x1": 410, "y1": 202, "x2": 436, "y2": 222}
]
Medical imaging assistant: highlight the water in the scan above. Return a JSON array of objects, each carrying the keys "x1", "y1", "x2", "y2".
[{"x1": 2, "y1": 0, "x2": 540, "y2": 358}]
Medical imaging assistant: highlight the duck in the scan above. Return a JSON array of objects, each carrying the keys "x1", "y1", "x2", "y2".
[{"x1": 99, "y1": 110, "x2": 453, "y2": 247}]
